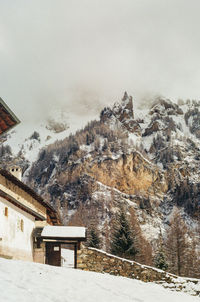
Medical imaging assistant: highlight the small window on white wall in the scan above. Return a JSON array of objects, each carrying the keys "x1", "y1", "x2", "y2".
[
  {"x1": 4, "y1": 207, "x2": 8, "y2": 217},
  {"x1": 20, "y1": 219, "x2": 24, "y2": 232}
]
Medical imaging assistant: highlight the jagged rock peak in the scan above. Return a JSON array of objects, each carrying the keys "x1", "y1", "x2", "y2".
[
  {"x1": 100, "y1": 92, "x2": 141, "y2": 134},
  {"x1": 100, "y1": 92, "x2": 133, "y2": 122},
  {"x1": 122, "y1": 91, "x2": 129, "y2": 101},
  {"x1": 113, "y1": 92, "x2": 134, "y2": 121}
]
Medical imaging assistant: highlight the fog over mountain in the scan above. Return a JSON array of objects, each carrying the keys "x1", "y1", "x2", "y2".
[{"x1": 1, "y1": 0, "x2": 200, "y2": 124}]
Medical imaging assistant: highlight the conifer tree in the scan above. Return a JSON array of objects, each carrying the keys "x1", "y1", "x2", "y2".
[
  {"x1": 154, "y1": 249, "x2": 168, "y2": 271},
  {"x1": 110, "y1": 208, "x2": 137, "y2": 259},
  {"x1": 88, "y1": 227, "x2": 101, "y2": 249},
  {"x1": 154, "y1": 230, "x2": 168, "y2": 271}
]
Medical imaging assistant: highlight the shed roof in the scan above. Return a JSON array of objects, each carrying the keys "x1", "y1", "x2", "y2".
[
  {"x1": 0, "y1": 98, "x2": 20, "y2": 136},
  {"x1": 41, "y1": 226, "x2": 86, "y2": 239}
]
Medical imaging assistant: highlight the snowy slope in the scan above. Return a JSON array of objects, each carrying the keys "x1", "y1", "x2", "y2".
[
  {"x1": 0, "y1": 258, "x2": 199, "y2": 302},
  {"x1": 3, "y1": 108, "x2": 98, "y2": 164}
]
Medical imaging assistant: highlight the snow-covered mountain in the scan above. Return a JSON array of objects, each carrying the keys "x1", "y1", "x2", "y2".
[{"x1": 1, "y1": 93, "x2": 200, "y2": 274}]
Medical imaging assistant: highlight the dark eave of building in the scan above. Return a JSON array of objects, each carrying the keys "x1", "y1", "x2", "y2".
[
  {"x1": 0, "y1": 169, "x2": 60, "y2": 224},
  {"x1": 0, "y1": 97, "x2": 20, "y2": 136},
  {"x1": 42, "y1": 236, "x2": 87, "y2": 241}
]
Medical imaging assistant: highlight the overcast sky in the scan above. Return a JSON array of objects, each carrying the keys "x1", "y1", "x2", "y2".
[{"x1": 0, "y1": 0, "x2": 200, "y2": 123}]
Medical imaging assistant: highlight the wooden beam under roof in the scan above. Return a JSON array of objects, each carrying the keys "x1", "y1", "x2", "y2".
[{"x1": 0, "y1": 97, "x2": 20, "y2": 136}]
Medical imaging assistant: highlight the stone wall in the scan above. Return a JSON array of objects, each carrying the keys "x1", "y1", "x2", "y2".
[
  {"x1": 77, "y1": 247, "x2": 175, "y2": 283},
  {"x1": 33, "y1": 242, "x2": 45, "y2": 264},
  {"x1": 77, "y1": 248, "x2": 200, "y2": 297}
]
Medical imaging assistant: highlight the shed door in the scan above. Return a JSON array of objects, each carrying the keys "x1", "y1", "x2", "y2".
[{"x1": 46, "y1": 243, "x2": 61, "y2": 266}]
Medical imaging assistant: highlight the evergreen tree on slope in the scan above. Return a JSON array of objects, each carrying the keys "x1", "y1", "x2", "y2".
[
  {"x1": 154, "y1": 249, "x2": 168, "y2": 271},
  {"x1": 110, "y1": 207, "x2": 137, "y2": 260},
  {"x1": 154, "y1": 231, "x2": 168, "y2": 271},
  {"x1": 88, "y1": 226, "x2": 101, "y2": 249}
]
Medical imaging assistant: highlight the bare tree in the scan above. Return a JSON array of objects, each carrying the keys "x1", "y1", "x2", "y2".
[{"x1": 165, "y1": 209, "x2": 189, "y2": 276}]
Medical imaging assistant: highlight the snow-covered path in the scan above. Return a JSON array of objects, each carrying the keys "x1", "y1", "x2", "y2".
[{"x1": 0, "y1": 258, "x2": 199, "y2": 302}]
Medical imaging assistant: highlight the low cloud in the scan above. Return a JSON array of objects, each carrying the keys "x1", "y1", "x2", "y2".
[{"x1": 0, "y1": 0, "x2": 200, "y2": 123}]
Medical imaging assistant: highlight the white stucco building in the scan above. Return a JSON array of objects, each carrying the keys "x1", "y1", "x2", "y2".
[{"x1": 0, "y1": 168, "x2": 60, "y2": 262}]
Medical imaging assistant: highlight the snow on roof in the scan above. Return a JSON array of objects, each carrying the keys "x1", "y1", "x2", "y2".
[{"x1": 41, "y1": 226, "x2": 86, "y2": 238}]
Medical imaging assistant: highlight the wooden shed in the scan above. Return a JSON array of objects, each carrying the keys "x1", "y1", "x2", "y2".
[{"x1": 33, "y1": 226, "x2": 87, "y2": 267}]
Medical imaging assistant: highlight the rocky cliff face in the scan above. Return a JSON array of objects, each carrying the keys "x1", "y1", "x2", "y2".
[{"x1": 87, "y1": 152, "x2": 167, "y2": 196}]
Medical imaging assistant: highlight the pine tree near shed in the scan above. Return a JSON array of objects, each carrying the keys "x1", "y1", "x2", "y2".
[
  {"x1": 88, "y1": 227, "x2": 101, "y2": 249},
  {"x1": 110, "y1": 208, "x2": 137, "y2": 260}
]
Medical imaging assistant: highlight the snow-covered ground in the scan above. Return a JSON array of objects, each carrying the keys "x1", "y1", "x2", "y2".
[{"x1": 0, "y1": 258, "x2": 199, "y2": 302}]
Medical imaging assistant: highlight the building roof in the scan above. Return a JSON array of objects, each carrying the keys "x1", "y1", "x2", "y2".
[
  {"x1": 0, "y1": 98, "x2": 20, "y2": 136},
  {"x1": 41, "y1": 226, "x2": 86, "y2": 239},
  {"x1": 0, "y1": 169, "x2": 60, "y2": 224}
]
